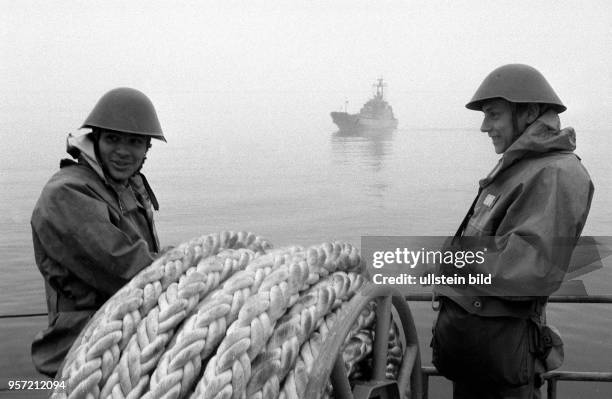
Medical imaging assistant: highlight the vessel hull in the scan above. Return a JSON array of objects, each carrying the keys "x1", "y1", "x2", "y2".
[{"x1": 331, "y1": 111, "x2": 398, "y2": 132}]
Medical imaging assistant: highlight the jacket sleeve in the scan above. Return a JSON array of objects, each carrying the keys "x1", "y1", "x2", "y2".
[
  {"x1": 32, "y1": 180, "x2": 155, "y2": 295},
  {"x1": 467, "y1": 164, "x2": 593, "y2": 297}
]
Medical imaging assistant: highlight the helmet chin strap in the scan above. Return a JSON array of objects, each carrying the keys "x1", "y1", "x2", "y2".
[
  {"x1": 136, "y1": 140, "x2": 151, "y2": 174},
  {"x1": 510, "y1": 102, "x2": 522, "y2": 142},
  {"x1": 136, "y1": 152, "x2": 148, "y2": 174}
]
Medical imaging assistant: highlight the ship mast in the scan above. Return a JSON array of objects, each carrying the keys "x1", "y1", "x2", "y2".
[{"x1": 373, "y1": 77, "x2": 387, "y2": 100}]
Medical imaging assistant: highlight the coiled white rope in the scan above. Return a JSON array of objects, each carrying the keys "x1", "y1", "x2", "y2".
[{"x1": 53, "y1": 232, "x2": 403, "y2": 399}]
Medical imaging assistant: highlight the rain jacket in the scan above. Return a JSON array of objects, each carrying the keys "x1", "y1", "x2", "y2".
[
  {"x1": 435, "y1": 110, "x2": 594, "y2": 316},
  {"x1": 431, "y1": 110, "x2": 593, "y2": 389},
  {"x1": 31, "y1": 133, "x2": 160, "y2": 377}
]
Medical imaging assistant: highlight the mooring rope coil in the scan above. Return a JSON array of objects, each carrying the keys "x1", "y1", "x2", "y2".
[
  {"x1": 55, "y1": 232, "x2": 271, "y2": 399},
  {"x1": 53, "y1": 232, "x2": 404, "y2": 399}
]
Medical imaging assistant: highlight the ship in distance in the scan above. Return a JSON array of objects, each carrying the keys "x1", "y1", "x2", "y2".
[{"x1": 331, "y1": 78, "x2": 398, "y2": 132}]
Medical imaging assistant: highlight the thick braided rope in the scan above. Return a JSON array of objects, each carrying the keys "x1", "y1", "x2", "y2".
[
  {"x1": 70, "y1": 232, "x2": 263, "y2": 355},
  {"x1": 192, "y1": 242, "x2": 362, "y2": 399},
  {"x1": 383, "y1": 320, "x2": 404, "y2": 379},
  {"x1": 343, "y1": 330, "x2": 375, "y2": 377},
  {"x1": 279, "y1": 299, "x2": 376, "y2": 399},
  {"x1": 54, "y1": 236, "x2": 394, "y2": 399},
  {"x1": 321, "y1": 318, "x2": 404, "y2": 399},
  {"x1": 247, "y1": 272, "x2": 366, "y2": 399},
  {"x1": 142, "y1": 247, "x2": 303, "y2": 399},
  {"x1": 55, "y1": 241, "x2": 200, "y2": 399},
  {"x1": 344, "y1": 317, "x2": 403, "y2": 381},
  {"x1": 319, "y1": 329, "x2": 376, "y2": 399},
  {"x1": 53, "y1": 232, "x2": 270, "y2": 399},
  {"x1": 98, "y1": 248, "x2": 260, "y2": 399}
]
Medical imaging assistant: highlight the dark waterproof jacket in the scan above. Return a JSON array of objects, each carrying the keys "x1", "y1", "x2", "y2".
[
  {"x1": 30, "y1": 133, "x2": 160, "y2": 377},
  {"x1": 431, "y1": 111, "x2": 593, "y2": 388},
  {"x1": 435, "y1": 111, "x2": 594, "y2": 317}
]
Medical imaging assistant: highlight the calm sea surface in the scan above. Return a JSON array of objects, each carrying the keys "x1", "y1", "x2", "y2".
[{"x1": 1, "y1": 92, "x2": 610, "y2": 396}]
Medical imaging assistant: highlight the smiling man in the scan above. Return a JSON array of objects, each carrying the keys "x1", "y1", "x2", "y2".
[
  {"x1": 30, "y1": 88, "x2": 166, "y2": 377},
  {"x1": 431, "y1": 65, "x2": 594, "y2": 398}
]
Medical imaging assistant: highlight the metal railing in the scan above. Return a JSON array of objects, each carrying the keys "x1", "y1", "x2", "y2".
[
  {"x1": 406, "y1": 293, "x2": 612, "y2": 399},
  {"x1": 4, "y1": 295, "x2": 610, "y2": 398},
  {"x1": 422, "y1": 366, "x2": 612, "y2": 399}
]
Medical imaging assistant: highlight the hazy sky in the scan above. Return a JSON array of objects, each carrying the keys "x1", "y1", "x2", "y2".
[{"x1": 2, "y1": 0, "x2": 611, "y2": 130}]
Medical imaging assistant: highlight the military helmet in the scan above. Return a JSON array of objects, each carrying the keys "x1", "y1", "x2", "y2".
[
  {"x1": 82, "y1": 87, "x2": 166, "y2": 141},
  {"x1": 466, "y1": 64, "x2": 566, "y2": 113}
]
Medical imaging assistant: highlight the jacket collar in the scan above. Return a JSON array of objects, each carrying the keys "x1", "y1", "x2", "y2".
[
  {"x1": 66, "y1": 132, "x2": 105, "y2": 181},
  {"x1": 479, "y1": 110, "x2": 577, "y2": 187}
]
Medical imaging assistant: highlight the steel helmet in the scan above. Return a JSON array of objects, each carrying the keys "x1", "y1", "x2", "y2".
[
  {"x1": 82, "y1": 87, "x2": 166, "y2": 141},
  {"x1": 466, "y1": 64, "x2": 566, "y2": 113}
]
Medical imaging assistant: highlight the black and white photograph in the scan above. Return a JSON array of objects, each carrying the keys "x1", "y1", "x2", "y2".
[{"x1": 1, "y1": 1, "x2": 611, "y2": 398}]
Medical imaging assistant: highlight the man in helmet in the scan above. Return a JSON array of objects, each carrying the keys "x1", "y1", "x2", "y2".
[
  {"x1": 431, "y1": 64, "x2": 593, "y2": 398},
  {"x1": 31, "y1": 88, "x2": 167, "y2": 377}
]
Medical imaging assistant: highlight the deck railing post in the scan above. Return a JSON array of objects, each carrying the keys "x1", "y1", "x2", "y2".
[
  {"x1": 547, "y1": 377, "x2": 558, "y2": 399},
  {"x1": 422, "y1": 374, "x2": 429, "y2": 399}
]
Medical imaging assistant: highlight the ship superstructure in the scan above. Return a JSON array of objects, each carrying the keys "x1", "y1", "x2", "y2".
[{"x1": 331, "y1": 78, "x2": 398, "y2": 131}]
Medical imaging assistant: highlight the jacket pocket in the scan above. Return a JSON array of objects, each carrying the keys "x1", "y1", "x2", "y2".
[
  {"x1": 431, "y1": 299, "x2": 533, "y2": 388},
  {"x1": 532, "y1": 323, "x2": 564, "y2": 371}
]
